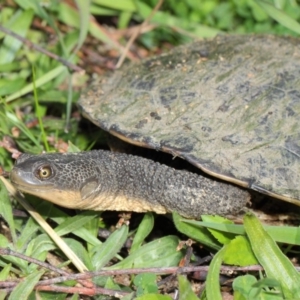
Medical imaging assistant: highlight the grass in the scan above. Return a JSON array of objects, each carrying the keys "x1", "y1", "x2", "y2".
[{"x1": 0, "y1": 0, "x2": 300, "y2": 298}]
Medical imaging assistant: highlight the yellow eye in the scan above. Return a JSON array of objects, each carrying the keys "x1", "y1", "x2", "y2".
[{"x1": 37, "y1": 166, "x2": 52, "y2": 179}]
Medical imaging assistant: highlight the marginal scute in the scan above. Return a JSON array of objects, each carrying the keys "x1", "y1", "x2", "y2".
[{"x1": 79, "y1": 34, "x2": 300, "y2": 204}]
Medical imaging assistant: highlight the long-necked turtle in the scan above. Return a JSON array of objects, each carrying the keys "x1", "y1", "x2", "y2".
[{"x1": 10, "y1": 35, "x2": 300, "y2": 218}]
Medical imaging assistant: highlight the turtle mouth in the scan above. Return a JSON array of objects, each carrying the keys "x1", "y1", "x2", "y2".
[
  {"x1": 10, "y1": 168, "x2": 54, "y2": 192},
  {"x1": 10, "y1": 181, "x2": 54, "y2": 193}
]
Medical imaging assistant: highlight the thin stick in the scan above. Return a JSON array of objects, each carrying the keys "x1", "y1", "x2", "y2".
[
  {"x1": 115, "y1": 0, "x2": 164, "y2": 69},
  {"x1": 0, "y1": 25, "x2": 84, "y2": 73},
  {"x1": 0, "y1": 177, "x2": 88, "y2": 273}
]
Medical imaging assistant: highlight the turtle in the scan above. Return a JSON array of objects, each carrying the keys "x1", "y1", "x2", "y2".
[{"x1": 10, "y1": 34, "x2": 300, "y2": 219}]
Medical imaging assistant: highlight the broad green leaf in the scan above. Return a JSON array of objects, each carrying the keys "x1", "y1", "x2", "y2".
[
  {"x1": 92, "y1": 0, "x2": 136, "y2": 11},
  {"x1": 37, "y1": 90, "x2": 78, "y2": 104},
  {"x1": 16, "y1": 217, "x2": 40, "y2": 251},
  {"x1": 57, "y1": 2, "x2": 115, "y2": 46},
  {"x1": 256, "y1": 0, "x2": 300, "y2": 35},
  {"x1": 104, "y1": 276, "x2": 121, "y2": 291},
  {"x1": 14, "y1": 0, "x2": 67, "y2": 55},
  {"x1": 0, "y1": 78, "x2": 25, "y2": 96},
  {"x1": 67, "y1": 141, "x2": 81, "y2": 153},
  {"x1": 223, "y1": 236, "x2": 258, "y2": 266},
  {"x1": 244, "y1": 213, "x2": 300, "y2": 299},
  {"x1": 250, "y1": 278, "x2": 284, "y2": 299},
  {"x1": 87, "y1": 12, "x2": 121, "y2": 45},
  {"x1": 0, "y1": 180, "x2": 17, "y2": 243},
  {"x1": 118, "y1": 10, "x2": 133, "y2": 29},
  {"x1": 0, "y1": 235, "x2": 9, "y2": 247},
  {"x1": 8, "y1": 270, "x2": 44, "y2": 300},
  {"x1": 29, "y1": 198, "x2": 102, "y2": 247},
  {"x1": 135, "y1": 295, "x2": 172, "y2": 300},
  {"x1": 27, "y1": 234, "x2": 56, "y2": 260},
  {"x1": 201, "y1": 215, "x2": 235, "y2": 244},
  {"x1": 173, "y1": 212, "x2": 220, "y2": 250},
  {"x1": 26, "y1": 234, "x2": 56, "y2": 273},
  {"x1": 13, "y1": 0, "x2": 42, "y2": 14},
  {"x1": 63, "y1": 238, "x2": 92, "y2": 270},
  {"x1": 109, "y1": 236, "x2": 184, "y2": 269},
  {"x1": 63, "y1": 30, "x2": 85, "y2": 56},
  {"x1": 70, "y1": 294, "x2": 80, "y2": 300},
  {"x1": 248, "y1": 0, "x2": 268, "y2": 21},
  {"x1": 0, "y1": 291, "x2": 6, "y2": 300},
  {"x1": 134, "y1": 273, "x2": 158, "y2": 296},
  {"x1": 90, "y1": 4, "x2": 116, "y2": 16},
  {"x1": 0, "y1": 61, "x2": 24, "y2": 72},
  {"x1": 0, "y1": 263, "x2": 11, "y2": 280},
  {"x1": 206, "y1": 246, "x2": 227, "y2": 300},
  {"x1": 91, "y1": 225, "x2": 128, "y2": 270},
  {"x1": 136, "y1": 1, "x2": 220, "y2": 38},
  {"x1": 6, "y1": 65, "x2": 67, "y2": 102},
  {"x1": 233, "y1": 275, "x2": 258, "y2": 300},
  {"x1": 131, "y1": 213, "x2": 154, "y2": 253},
  {"x1": 183, "y1": 219, "x2": 300, "y2": 245},
  {"x1": 0, "y1": 239, "x2": 23, "y2": 276},
  {"x1": 0, "y1": 9, "x2": 34, "y2": 64},
  {"x1": 178, "y1": 275, "x2": 199, "y2": 300},
  {"x1": 24, "y1": 198, "x2": 101, "y2": 246},
  {"x1": 55, "y1": 211, "x2": 98, "y2": 236},
  {"x1": 122, "y1": 293, "x2": 136, "y2": 300},
  {"x1": 0, "y1": 7, "x2": 15, "y2": 38}
]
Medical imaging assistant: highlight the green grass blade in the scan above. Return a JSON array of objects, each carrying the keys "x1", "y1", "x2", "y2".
[
  {"x1": 16, "y1": 217, "x2": 40, "y2": 251},
  {"x1": 206, "y1": 246, "x2": 227, "y2": 300},
  {"x1": 91, "y1": 225, "x2": 129, "y2": 270},
  {"x1": 244, "y1": 213, "x2": 300, "y2": 299},
  {"x1": 173, "y1": 212, "x2": 221, "y2": 250},
  {"x1": 63, "y1": 238, "x2": 93, "y2": 270},
  {"x1": 6, "y1": 65, "x2": 67, "y2": 102},
  {"x1": 2, "y1": 110, "x2": 41, "y2": 148},
  {"x1": 32, "y1": 66, "x2": 50, "y2": 152},
  {"x1": 35, "y1": 202, "x2": 102, "y2": 247},
  {"x1": 178, "y1": 275, "x2": 199, "y2": 300},
  {"x1": 74, "y1": 0, "x2": 91, "y2": 51},
  {"x1": 256, "y1": 0, "x2": 300, "y2": 34},
  {"x1": 130, "y1": 212, "x2": 154, "y2": 253}
]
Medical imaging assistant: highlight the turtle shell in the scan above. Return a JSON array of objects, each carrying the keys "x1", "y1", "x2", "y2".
[{"x1": 79, "y1": 34, "x2": 300, "y2": 205}]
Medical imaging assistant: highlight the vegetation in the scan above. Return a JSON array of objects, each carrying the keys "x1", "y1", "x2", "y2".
[{"x1": 0, "y1": 0, "x2": 300, "y2": 298}]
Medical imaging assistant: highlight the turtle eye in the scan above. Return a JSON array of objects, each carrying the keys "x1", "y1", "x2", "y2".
[{"x1": 36, "y1": 165, "x2": 53, "y2": 180}]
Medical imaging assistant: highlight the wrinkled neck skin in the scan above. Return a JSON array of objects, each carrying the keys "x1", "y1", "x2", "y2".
[{"x1": 10, "y1": 150, "x2": 249, "y2": 218}]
